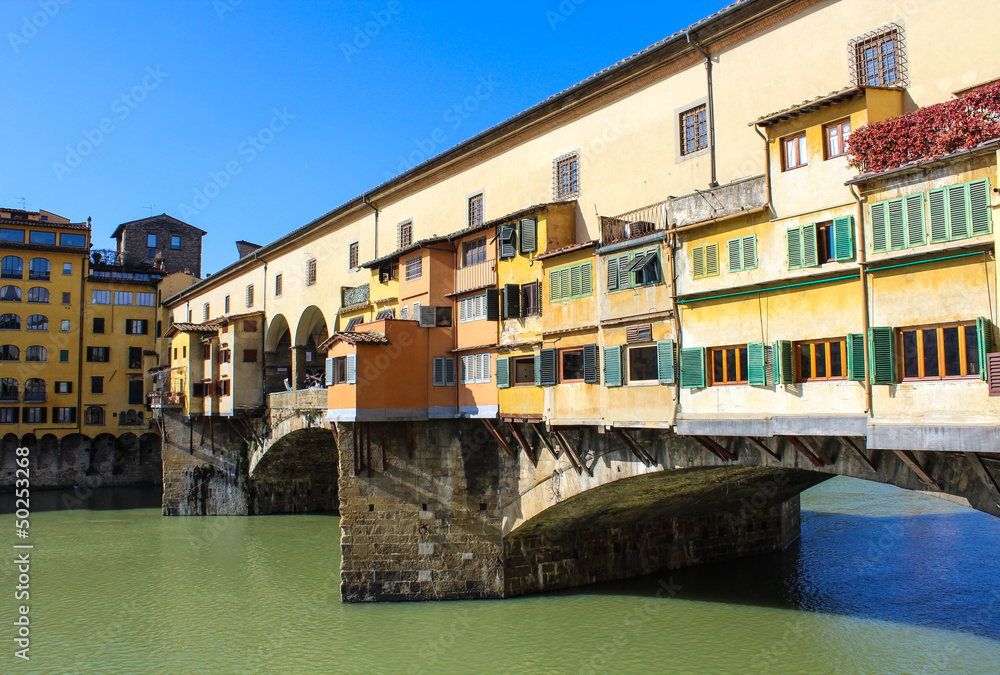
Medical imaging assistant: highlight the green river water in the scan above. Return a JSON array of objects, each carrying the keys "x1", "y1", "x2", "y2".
[{"x1": 1, "y1": 476, "x2": 999, "y2": 674}]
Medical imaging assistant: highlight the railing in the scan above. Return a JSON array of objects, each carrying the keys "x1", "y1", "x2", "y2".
[
  {"x1": 342, "y1": 283, "x2": 370, "y2": 308},
  {"x1": 148, "y1": 391, "x2": 184, "y2": 407},
  {"x1": 0, "y1": 393, "x2": 18, "y2": 402},
  {"x1": 455, "y1": 259, "x2": 496, "y2": 293},
  {"x1": 600, "y1": 200, "x2": 669, "y2": 245},
  {"x1": 23, "y1": 393, "x2": 45, "y2": 402}
]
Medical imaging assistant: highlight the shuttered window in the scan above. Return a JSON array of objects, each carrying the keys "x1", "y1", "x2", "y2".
[
  {"x1": 747, "y1": 342, "x2": 767, "y2": 386},
  {"x1": 794, "y1": 338, "x2": 847, "y2": 381},
  {"x1": 657, "y1": 339, "x2": 675, "y2": 384},
  {"x1": 404, "y1": 256, "x2": 422, "y2": 281},
  {"x1": 503, "y1": 284, "x2": 520, "y2": 319},
  {"x1": 710, "y1": 345, "x2": 749, "y2": 385},
  {"x1": 459, "y1": 293, "x2": 488, "y2": 323},
  {"x1": 604, "y1": 345, "x2": 622, "y2": 387},
  {"x1": 870, "y1": 196, "x2": 924, "y2": 252},
  {"x1": 345, "y1": 354, "x2": 357, "y2": 384},
  {"x1": 899, "y1": 319, "x2": 994, "y2": 381},
  {"x1": 519, "y1": 218, "x2": 537, "y2": 254},
  {"x1": 726, "y1": 235, "x2": 757, "y2": 272},
  {"x1": 679, "y1": 347, "x2": 706, "y2": 388},
  {"x1": 460, "y1": 353, "x2": 491, "y2": 384},
  {"x1": 847, "y1": 333, "x2": 866, "y2": 381},
  {"x1": 929, "y1": 178, "x2": 993, "y2": 243},
  {"x1": 582, "y1": 344, "x2": 598, "y2": 383},
  {"x1": 549, "y1": 261, "x2": 593, "y2": 302},
  {"x1": 499, "y1": 225, "x2": 516, "y2": 259},
  {"x1": 868, "y1": 327, "x2": 895, "y2": 385},
  {"x1": 496, "y1": 357, "x2": 510, "y2": 388},
  {"x1": 627, "y1": 345, "x2": 657, "y2": 382},
  {"x1": 625, "y1": 323, "x2": 652, "y2": 343},
  {"x1": 433, "y1": 357, "x2": 456, "y2": 386},
  {"x1": 772, "y1": 340, "x2": 793, "y2": 384},
  {"x1": 988, "y1": 352, "x2": 1000, "y2": 397},
  {"x1": 539, "y1": 348, "x2": 557, "y2": 386},
  {"x1": 690, "y1": 243, "x2": 719, "y2": 279}
]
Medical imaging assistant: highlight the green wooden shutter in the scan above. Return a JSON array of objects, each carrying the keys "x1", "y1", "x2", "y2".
[
  {"x1": 692, "y1": 245, "x2": 706, "y2": 278},
  {"x1": 928, "y1": 188, "x2": 948, "y2": 242},
  {"x1": 846, "y1": 333, "x2": 866, "y2": 381},
  {"x1": 742, "y1": 235, "x2": 757, "y2": 270},
  {"x1": 618, "y1": 254, "x2": 631, "y2": 290},
  {"x1": 772, "y1": 340, "x2": 793, "y2": 384},
  {"x1": 948, "y1": 184, "x2": 970, "y2": 239},
  {"x1": 580, "y1": 262, "x2": 593, "y2": 296},
  {"x1": 903, "y1": 194, "x2": 925, "y2": 246},
  {"x1": 534, "y1": 353, "x2": 541, "y2": 385},
  {"x1": 887, "y1": 198, "x2": 906, "y2": 249},
  {"x1": 604, "y1": 345, "x2": 622, "y2": 387},
  {"x1": 747, "y1": 342, "x2": 766, "y2": 386},
  {"x1": 969, "y1": 179, "x2": 992, "y2": 235},
  {"x1": 832, "y1": 216, "x2": 855, "y2": 261},
  {"x1": 977, "y1": 317, "x2": 995, "y2": 381},
  {"x1": 656, "y1": 339, "x2": 675, "y2": 384},
  {"x1": 607, "y1": 257, "x2": 619, "y2": 291},
  {"x1": 583, "y1": 344, "x2": 598, "y2": 383},
  {"x1": 486, "y1": 288, "x2": 500, "y2": 321},
  {"x1": 496, "y1": 357, "x2": 510, "y2": 388},
  {"x1": 504, "y1": 284, "x2": 520, "y2": 319},
  {"x1": 499, "y1": 224, "x2": 517, "y2": 258},
  {"x1": 705, "y1": 243, "x2": 719, "y2": 276},
  {"x1": 519, "y1": 218, "x2": 537, "y2": 253},
  {"x1": 787, "y1": 227, "x2": 803, "y2": 270},
  {"x1": 802, "y1": 223, "x2": 818, "y2": 267},
  {"x1": 868, "y1": 327, "x2": 895, "y2": 385},
  {"x1": 870, "y1": 201, "x2": 888, "y2": 252},
  {"x1": 539, "y1": 348, "x2": 557, "y2": 386},
  {"x1": 679, "y1": 347, "x2": 706, "y2": 388},
  {"x1": 727, "y1": 237, "x2": 741, "y2": 273}
]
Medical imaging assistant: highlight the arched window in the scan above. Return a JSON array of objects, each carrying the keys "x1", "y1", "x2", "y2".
[
  {"x1": 28, "y1": 258, "x2": 50, "y2": 281},
  {"x1": 24, "y1": 378, "x2": 45, "y2": 402},
  {"x1": 24, "y1": 346, "x2": 46, "y2": 362},
  {"x1": 0, "y1": 314, "x2": 20, "y2": 330},
  {"x1": 25, "y1": 315, "x2": 47, "y2": 331},
  {"x1": 0, "y1": 345, "x2": 18, "y2": 361},
  {"x1": 124, "y1": 409, "x2": 138, "y2": 425},
  {"x1": 85, "y1": 406, "x2": 105, "y2": 425},
  {"x1": 1, "y1": 257, "x2": 23, "y2": 280},
  {"x1": 0, "y1": 286, "x2": 21, "y2": 302},
  {"x1": 26, "y1": 287, "x2": 48, "y2": 303},
  {"x1": 0, "y1": 378, "x2": 19, "y2": 401}
]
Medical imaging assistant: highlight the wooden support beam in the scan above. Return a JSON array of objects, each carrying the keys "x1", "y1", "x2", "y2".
[
  {"x1": 481, "y1": 419, "x2": 516, "y2": 458},
  {"x1": 380, "y1": 425, "x2": 388, "y2": 472},
  {"x1": 532, "y1": 423, "x2": 557, "y2": 459},
  {"x1": 839, "y1": 437, "x2": 877, "y2": 473},
  {"x1": 783, "y1": 436, "x2": 824, "y2": 468},
  {"x1": 506, "y1": 421, "x2": 537, "y2": 466},
  {"x1": 747, "y1": 436, "x2": 781, "y2": 462},
  {"x1": 405, "y1": 421, "x2": 414, "y2": 459},
  {"x1": 613, "y1": 429, "x2": 654, "y2": 466},
  {"x1": 693, "y1": 435, "x2": 737, "y2": 462},
  {"x1": 964, "y1": 452, "x2": 1000, "y2": 505},
  {"x1": 554, "y1": 430, "x2": 591, "y2": 477},
  {"x1": 893, "y1": 449, "x2": 942, "y2": 491},
  {"x1": 802, "y1": 436, "x2": 834, "y2": 466}
]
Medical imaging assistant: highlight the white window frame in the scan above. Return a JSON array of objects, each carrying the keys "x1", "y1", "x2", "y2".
[
  {"x1": 458, "y1": 292, "x2": 488, "y2": 323},
  {"x1": 461, "y1": 352, "x2": 491, "y2": 384},
  {"x1": 405, "y1": 255, "x2": 422, "y2": 281},
  {"x1": 92, "y1": 290, "x2": 111, "y2": 305}
]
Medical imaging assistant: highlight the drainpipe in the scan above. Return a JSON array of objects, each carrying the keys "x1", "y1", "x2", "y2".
[
  {"x1": 686, "y1": 31, "x2": 718, "y2": 188},
  {"x1": 667, "y1": 225, "x2": 682, "y2": 428},
  {"x1": 77, "y1": 251, "x2": 88, "y2": 434},
  {"x1": 363, "y1": 194, "x2": 378, "y2": 261},
  {"x1": 260, "y1": 256, "x2": 267, "y2": 404},
  {"x1": 752, "y1": 124, "x2": 774, "y2": 217},
  {"x1": 850, "y1": 184, "x2": 873, "y2": 416}
]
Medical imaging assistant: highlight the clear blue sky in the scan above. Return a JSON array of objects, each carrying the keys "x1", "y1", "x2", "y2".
[{"x1": 2, "y1": 0, "x2": 727, "y2": 275}]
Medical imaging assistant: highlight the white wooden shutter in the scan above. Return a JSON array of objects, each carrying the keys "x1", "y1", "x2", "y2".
[{"x1": 346, "y1": 354, "x2": 357, "y2": 384}]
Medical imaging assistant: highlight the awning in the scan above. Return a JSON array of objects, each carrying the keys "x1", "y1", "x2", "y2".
[{"x1": 626, "y1": 251, "x2": 657, "y2": 271}]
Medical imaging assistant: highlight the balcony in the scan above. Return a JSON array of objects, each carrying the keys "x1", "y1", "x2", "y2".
[
  {"x1": 148, "y1": 391, "x2": 184, "y2": 408},
  {"x1": 269, "y1": 388, "x2": 327, "y2": 410},
  {"x1": 600, "y1": 201, "x2": 668, "y2": 245},
  {"x1": 455, "y1": 259, "x2": 496, "y2": 294}
]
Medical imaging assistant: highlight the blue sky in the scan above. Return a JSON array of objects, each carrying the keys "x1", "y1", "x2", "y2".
[{"x1": 2, "y1": 0, "x2": 727, "y2": 275}]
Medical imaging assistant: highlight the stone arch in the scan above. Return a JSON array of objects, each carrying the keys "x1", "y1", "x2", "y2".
[
  {"x1": 265, "y1": 313, "x2": 293, "y2": 393},
  {"x1": 293, "y1": 306, "x2": 329, "y2": 389},
  {"x1": 38, "y1": 433, "x2": 59, "y2": 470},
  {"x1": 91, "y1": 433, "x2": 116, "y2": 475},
  {"x1": 60, "y1": 433, "x2": 90, "y2": 473},
  {"x1": 138, "y1": 432, "x2": 161, "y2": 465},
  {"x1": 1, "y1": 433, "x2": 20, "y2": 470},
  {"x1": 266, "y1": 313, "x2": 291, "y2": 352},
  {"x1": 115, "y1": 432, "x2": 139, "y2": 473}
]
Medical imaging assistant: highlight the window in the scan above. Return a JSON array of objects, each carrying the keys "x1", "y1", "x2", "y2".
[
  {"x1": 86, "y1": 347, "x2": 110, "y2": 363},
  {"x1": 27, "y1": 287, "x2": 48, "y2": 303},
  {"x1": 243, "y1": 320, "x2": 258, "y2": 332},
  {"x1": 225, "y1": 294, "x2": 231, "y2": 313},
  {"x1": 787, "y1": 218, "x2": 854, "y2": 268},
  {"x1": 218, "y1": 349, "x2": 231, "y2": 364},
  {"x1": 710, "y1": 345, "x2": 749, "y2": 385},
  {"x1": 243, "y1": 349, "x2": 258, "y2": 363},
  {"x1": 93, "y1": 318, "x2": 105, "y2": 334},
  {"x1": 521, "y1": 283, "x2": 539, "y2": 317},
  {"x1": 63, "y1": 262, "x2": 73, "y2": 275},
  {"x1": 498, "y1": 224, "x2": 517, "y2": 259},
  {"x1": 23, "y1": 407, "x2": 46, "y2": 423},
  {"x1": 0, "y1": 313, "x2": 20, "y2": 330},
  {"x1": 400, "y1": 305, "x2": 409, "y2": 320},
  {"x1": 25, "y1": 314, "x2": 47, "y2": 331},
  {"x1": 463, "y1": 238, "x2": 487, "y2": 267},
  {"x1": 432, "y1": 357, "x2": 456, "y2": 386},
  {"x1": 61, "y1": 234, "x2": 86, "y2": 247},
  {"x1": 1, "y1": 256, "x2": 23, "y2": 279},
  {"x1": 378, "y1": 264, "x2": 398, "y2": 283},
  {"x1": 468, "y1": 194, "x2": 484, "y2": 228},
  {"x1": 60, "y1": 349, "x2": 69, "y2": 362},
  {"x1": 0, "y1": 345, "x2": 17, "y2": 360},
  {"x1": 519, "y1": 218, "x2": 537, "y2": 254},
  {"x1": 460, "y1": 353, "x2": 491, "y2": 384},
  {"x1": 328, "y1": 356, "x2": 347, "y2": 384},
  {"x1": 513, "y1": 356, "x2": 535, "y2": 385},
  {"x1": 554, "y1": 152, "x2": 580, "y2": 198},
  {"x1": 782, "y1": 133, "x2": 807, "y2": 171},
  {"x1": 62, "y1": 292, "x2": 71, "y2": 304},
  {"x1": 61, "y1": 319, "x2": 70, "y2": 332},
  {"x1": 92, "y1": 290, "x2": 111, "y2": 305},
  {"x1": 0, "y1": 378, "x2": 17, "y2": 400},
  {"x1": 135, "y1": 292, "x2": 155, "y2": 307},
  {"x1": 203, "y1": 303, "x2": 210, "y2": 321},
  {"x1": 548, "y1": 261, "x2": 593, "y2": 302},
  {"x1": 690, "y1": 243, "x2": 719, "y2": 279},
  {"x1": 824, "y1": 119, "x2": 851, "y2": 159},
  {"x1": 306, "y1": 258, "x2": 317, "y2": 286},
  {"x1": 246, "y1": 284, "x2": 254, "y2": 308},
  {"x1": 901, "y1": 322, "x2": 981, "y2": 380},
  {"x1": 398, "y1": 220, "x2": 413, "y2": 249},
  {"x1": 0, "y1": 408, "x2": 15, "y2": 424},
  {"x1": 23, "y1": 378, "x2": 44, "y2": 402},
  {"x1": 726, "y1": 236, "x2": 757, "y2": 273},
  {"x1": 435, "y1": 306, "x2": 452, "y2": 327},
  {"x1": 54, "y1": 407, "x2": 76, "y2": 424},
  {"x1": 796, "y1": 338, "x2": 847, "y2": 381},
  {"x1": 25, "y1": 346, "x2": 46, "y2": 362},
  {"x1": 0, "y1": 229, "x2": 24, "y2": 243},
  {"x1": 0, "y1": 286, "x2": 21, "y2": 302},
  {"x1": 607, "y1": 249, "x2": 661, "y2": 290},
  {"x1": 128, "y1": 347, "x2": 143, "y2": 369},
  {"x1": 114, "y1": 291, "x2": 133, "y2": 306},
  {"x1": 405, "y1": 255, "x2": 422, "y2": 281},
  {"x1": 850, "y1": 24, "x2": 905, "y2": 88},
  {"x1": 29, "y1": 231, "x2": 56, "y2": 245},
  {"x1": 349, "y1": 242, "x2": 359, "y2": 269},
  {"x1": 187, "y1": 310, "x2": 192, "y2": 322},
  {"x1": 28, "y1": 258, "x2": 50, "y2": 281},
  {"x1": 459, "y1": 293, "x2": 488, "y2": 323},
  {"x1": 560, "y1": 348, "x2": 585, "y2": 382},
  {"x1": 628, "y1": 345, "x2": 659, "y2": 383},
  {"x1": 85, "y1": 406, "x2": 104, "y2": 425},
  {"x1": 55, "y1": 381, "x2": 72, "y2": 394},
  {"x1": 147, "y1": 234, "x2": 157, "y2": 248},
  {"x1": 679, "y1": 104, "x2": 708, "y2": 156},
  {"x1": 171, "y1": 235, "x2": 181, "y2": 249}
]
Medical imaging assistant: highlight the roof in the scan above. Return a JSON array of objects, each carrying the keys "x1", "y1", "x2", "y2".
[
  {"x1": 0, "y1": 217, "x2": 89, "y2": 230},
  {"x1": 361, "y1": 234, "x2": 450, "y2": 269},
  {"x1": 534, "y1": 240, "x2": 598, "y2": 261},
  {"x1": 754, "y1": 86, "x2": 871, "y2": 127},
  {"x1": 846, "y1": 138, "x2": 1000, "y2": 185},
  {"x1": 318, "y1": 331, "x2": 390, "y2": 351},
  {"x1": 111, "y1": 214, "x2": 207, "y2": 240},
  {"x1": 163, "y1": 322, "x2": 220, "y2": 337},
  {"x1": 212, "y1": 310, "x2": 265, "y2": 324},
  {"x1": 165, "y1": 0, "x2": 780, "y2": 307},
  {"x1": 447, "y1": 202, "x2": 571, "y2": 241}
]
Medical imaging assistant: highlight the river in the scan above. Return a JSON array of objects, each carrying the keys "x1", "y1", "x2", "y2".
[{"x1": 1, "y1": 476, "x2": 998, "y2": 674}]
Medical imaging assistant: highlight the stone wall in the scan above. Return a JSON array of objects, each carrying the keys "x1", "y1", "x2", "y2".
[{"x1": 119, "y1": 215, "x2": 203, "y2": 277}]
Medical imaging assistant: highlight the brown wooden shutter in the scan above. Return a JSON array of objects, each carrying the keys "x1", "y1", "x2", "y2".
[
  {"x1": 988, "y1": 352, "x2": 1000, "y2": 397},
  {"x1": 626, "y1": 323, "x2": 653, "y2": 343}
]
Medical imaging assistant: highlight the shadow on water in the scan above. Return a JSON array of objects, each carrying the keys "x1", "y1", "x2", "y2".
[
  {"x1": 551, "y1": 507, "x2": 1000, "y2": 641},
  {"x1": 0, "y1": 485, "x2": 162, "y2": 513}
]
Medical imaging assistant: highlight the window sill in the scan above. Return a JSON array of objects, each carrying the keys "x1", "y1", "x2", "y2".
[
  {"x1": 710, "y1": 381, "x2": 749, "y2": 387},
  {"x1": 899, "y1": 376, "x2": 981, "y2": 383},
  {"x1": 627, "y1": 380, "x2": 660, "y2": 387}
]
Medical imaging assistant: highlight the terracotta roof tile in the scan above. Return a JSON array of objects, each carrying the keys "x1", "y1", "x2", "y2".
[
  {"x1": 318, "y1": 331, "x2": 390, "y2": 351},
  {"x1": 534, "y1": 240, "x2": 598, "y2": 261}
]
